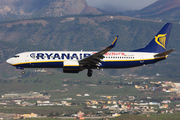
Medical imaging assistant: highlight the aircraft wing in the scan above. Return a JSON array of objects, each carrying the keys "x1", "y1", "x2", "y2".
[{"x1": 79, "y1": 36, "x2": 118, "y2": 66}]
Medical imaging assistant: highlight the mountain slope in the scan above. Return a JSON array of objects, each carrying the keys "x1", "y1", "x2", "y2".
[
  {"x1": 0, "y1": 16, "x2": 180, "y2": 79},
  {"x1": 125, "y1": 0, "x2": 180, "y2": 20},
  {"x1": 0, "y1": 0, "x2": 102, "y2": 21},
  {"x1": 140, "y1": 0, "x2": 180, "y2": 14}
]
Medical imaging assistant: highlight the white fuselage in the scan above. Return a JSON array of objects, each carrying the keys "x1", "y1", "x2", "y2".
[{"x1": 6, "y1": 51, "x2": 165, "y2": 69}]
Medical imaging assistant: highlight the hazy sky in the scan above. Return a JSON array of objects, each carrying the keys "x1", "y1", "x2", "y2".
[{"x1": 85, "y1": 0, "x2": 158, "y2": 12}]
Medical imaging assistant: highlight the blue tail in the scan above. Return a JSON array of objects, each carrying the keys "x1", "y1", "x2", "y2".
[{"x1": 132, "y1": 23, "x2": 173, "y2": 53}]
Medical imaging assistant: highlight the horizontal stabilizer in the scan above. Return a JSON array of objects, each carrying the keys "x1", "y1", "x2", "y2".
[{"x1": 154, "y1": 49, "x2": 175, "y2": 57}]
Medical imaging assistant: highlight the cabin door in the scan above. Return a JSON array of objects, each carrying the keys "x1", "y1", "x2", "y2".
[{"x1": 25, "y1": 54, "x2": 30, "y2": 61}]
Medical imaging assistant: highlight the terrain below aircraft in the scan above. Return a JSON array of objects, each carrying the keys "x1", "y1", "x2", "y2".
[{"x1": 6, "y1": 23, "x2": 174, "y2": 77}]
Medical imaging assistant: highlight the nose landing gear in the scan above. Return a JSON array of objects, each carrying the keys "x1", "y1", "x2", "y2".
[
  {"x1": 21, "y1": 71, "x2": 25, "y2": 75},
  {"x1": 87, "y1": 69, "x2": 93, "y2": 77},
  {"x1": 16, "y1": 67, "x2": 25, "y2": 75}
]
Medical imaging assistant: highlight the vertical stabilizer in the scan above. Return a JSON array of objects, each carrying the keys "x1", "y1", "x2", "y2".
[{"x1": 132, "y1": 23, "x2": 172, "y2": 53}]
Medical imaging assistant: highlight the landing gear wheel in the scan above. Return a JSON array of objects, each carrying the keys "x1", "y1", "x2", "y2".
[
  {"x1": 21, "y1": 71, "x2": 25, "y2": 75},
  {"x1": 87, "y1": 69, "x2": 93, "y2": 77}
]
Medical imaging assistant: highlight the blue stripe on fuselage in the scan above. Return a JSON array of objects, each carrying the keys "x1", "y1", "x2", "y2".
[
  {"x1": 101, "y1": 57, "x2": 165, "y2": 68},
  {"x1": 14, "y1": 57, "x2": 166, "y2": 69},
  {"x1": 15, "y1": 62, "x2": 64, "y2": 68}
]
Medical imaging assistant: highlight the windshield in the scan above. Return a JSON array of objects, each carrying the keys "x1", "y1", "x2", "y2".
[{"x1": 13, "y1": 55, "x2": 20, "y2": 58}]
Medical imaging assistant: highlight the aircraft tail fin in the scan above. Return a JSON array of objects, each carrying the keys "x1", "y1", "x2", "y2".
[{"x1": 132, "y1": 23, "x2": 173, "y2": 53}]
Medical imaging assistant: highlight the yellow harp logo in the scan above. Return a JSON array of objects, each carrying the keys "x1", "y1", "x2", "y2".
[{"x1": 155, "y1": 34, "x2": 167, "y2": 49}]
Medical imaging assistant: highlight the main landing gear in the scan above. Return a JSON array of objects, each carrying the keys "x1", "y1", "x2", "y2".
[{"x1": 87, "y1": 69, "x2": 93, "y2": 77}]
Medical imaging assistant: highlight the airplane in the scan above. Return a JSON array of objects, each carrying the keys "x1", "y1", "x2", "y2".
[{"x1": 6, "y1": 23, "x2": 174, "y2": 77}]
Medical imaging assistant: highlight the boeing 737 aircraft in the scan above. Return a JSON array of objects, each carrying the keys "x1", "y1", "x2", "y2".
[{"x1": 6, "y1": 23, "x2": 174, "y2": 77}]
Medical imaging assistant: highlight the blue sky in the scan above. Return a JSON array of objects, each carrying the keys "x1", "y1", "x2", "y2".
[{"x1": 85, "y1": 0, "x2": 158, "y2": 12}]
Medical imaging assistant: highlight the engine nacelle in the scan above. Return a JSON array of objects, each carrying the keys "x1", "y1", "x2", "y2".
[{"x1": 63, "y1": 60, "x2": 80, "y2": 73}]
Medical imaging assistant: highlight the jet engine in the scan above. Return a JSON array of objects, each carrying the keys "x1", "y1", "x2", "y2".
[{"x1": 63, "y1": 60, "x2": 80, "y2": 73}]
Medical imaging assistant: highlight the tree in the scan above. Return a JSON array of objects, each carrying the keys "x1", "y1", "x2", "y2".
[
  {"x1": 98, "y1": 81, "x2": 102, "y2": 85},
  {"x1": 55, "y1": 112, "x2": 60, "y2": 116}
]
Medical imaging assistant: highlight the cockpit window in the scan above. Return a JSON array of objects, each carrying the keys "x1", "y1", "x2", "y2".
[{"x1": 13, "y1": 55, "x2": 20, "y2": 58}]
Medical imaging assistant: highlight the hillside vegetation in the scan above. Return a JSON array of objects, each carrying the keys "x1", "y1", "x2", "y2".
[{"x1": 1, "y1": 15, "x2": 180, "y2": 79}]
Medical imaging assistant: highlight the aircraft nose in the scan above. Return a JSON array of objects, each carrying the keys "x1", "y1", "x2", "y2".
[{"x1": 6, "y1": 58, "x2": 13, "y2": 65}]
